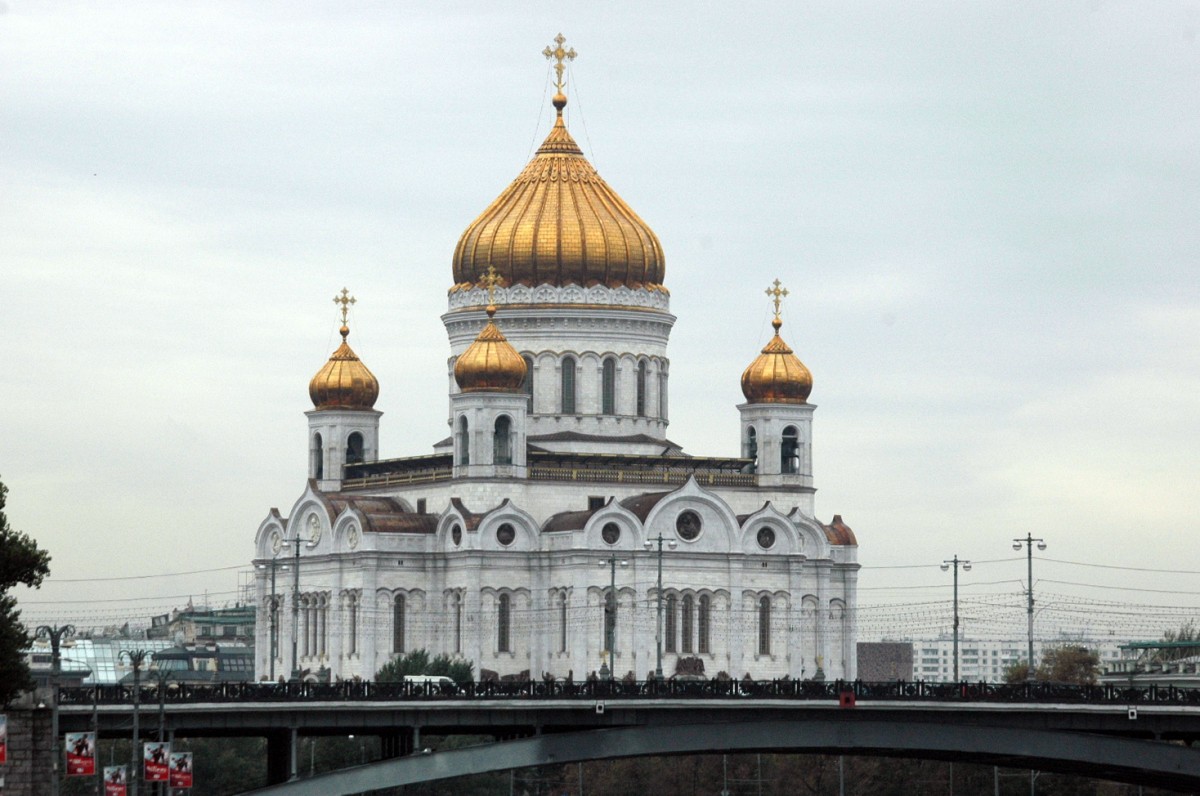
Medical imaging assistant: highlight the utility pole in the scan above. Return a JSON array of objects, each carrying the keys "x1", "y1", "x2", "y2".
[
  {"x1": 642, "y1": 532, "x2": 676, "y2": 681},
  {"x1": 597, "y1": 556, "x2": 627, "y2": 679},
  {"x1": 282, "y1": 532, "x2": 315, "y2": 680},
  {"x1": 940, "y1": 556, "x2": 971, "y2": 681},
  {"x1": 1012, "y1": 534, "x2": 1047, "y2": 676},
  {"x1": 119, "y1": 649, "x2": 149, "y2": 796},
  {"x1": 35, "y1": 624, "x2": 75, "y2": 796}
]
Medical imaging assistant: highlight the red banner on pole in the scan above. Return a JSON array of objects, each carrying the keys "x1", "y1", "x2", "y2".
[
  {"x1": 168, "y1": 752, "x2": 194, "y2": 788},
  {"x1": 0, "y1": 713, "x2": 7, "y2": 765},
  {"x1": 143, "y1": 742, "x2": 170, "y2": 782},
  {"x1": 104, "y1": 765, "x2": 128, "y2": 796},
  {"x1": 65, "y1": 732, "x2": 96, "y2": 776}
]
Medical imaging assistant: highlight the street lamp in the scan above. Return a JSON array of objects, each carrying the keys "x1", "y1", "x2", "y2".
[
  {"x1": 280, "y1": 533, "x2": 316, "y2": 680},
  {"x1": 1012, "y1": 534, "x2": 1047, "y2": 677},
  {"x1": 597, "y1": 557, "x2": 628, "y2": 679},
  {"x1": 35, "y1": 624, "x2": 75, "y2": 796},
  {"x1": 643, "y1": 532, "x2": 677, "y2": 682},
  {"x1": 119, "y1": 649, "x2": 150, "y2": 796},
  {"x1": 255, "y1": 555, "x2": 290, "y2": 680},
  {"x1": 939, "y1": 556, "x2": 971, "y2": 681}
]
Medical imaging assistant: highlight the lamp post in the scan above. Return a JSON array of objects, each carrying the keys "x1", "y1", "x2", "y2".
[
  {"x1": 35, "y1": 624, "x2": 75, "y2": 796},
  {"x1": 256, "y1": 554, "x2": 289, "y2": 681},
  {"x1": 119, "y1": 649, "x2": 150, "y2": 796},
  {"x1": 281, "y1": 533, "x2": 316, "y2": 680},
  {"x1": 597, "y1": 557, "x2": 628, "y2": 679},
  {"x1": 643, "y1": 532, "x2": 676, "y2": 682},
  {"x1": 939, "y1": 556, "x2": 971, "y2": 681},
  {"x1": 1012, "y1": 534, "x2": 1047, "y2": 677}
]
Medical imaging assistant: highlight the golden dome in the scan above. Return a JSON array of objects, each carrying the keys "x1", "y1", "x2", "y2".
[
  {"x1": 309, "y1": 324, "x2": 380, "y2": 410},
  {"x1": 454, "y1": 305, "x2": 528, "y2": 392},
  {"x1": 741, "y1": 316, "x2": 813, "y2": 405},
  {"x1": 451, "y1": 89, "x2": 665, "y2": 292}
]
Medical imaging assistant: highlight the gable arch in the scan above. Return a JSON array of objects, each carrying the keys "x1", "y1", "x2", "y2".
[{"x1": 641, "y1": 477, "x2": 740, "y2": 553}]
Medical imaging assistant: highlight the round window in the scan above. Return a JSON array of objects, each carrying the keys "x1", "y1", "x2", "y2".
[
  {"x1": 496, "y1": 523, "x2": 516, "y2": 546},
  {"x1": 757, "y1": 526, "x2": 776, "y2": 550},
  {"x1": 601, "y1": 522, "x2": 621, "y2": 545},
  {"x1": 451, "y1": 524, "x2": 462, "y2": 547},
  {"x1": 676, "y1": 510, "x2": 702, "y2": 541}
]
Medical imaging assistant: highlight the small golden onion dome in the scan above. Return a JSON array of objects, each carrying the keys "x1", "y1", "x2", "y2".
[
  {"x1": 309, "y1": 324, "x2": 380, "y2": 409},
  {"x1": 740, "y1": 317, "x2": 813, "y2": 404},
  {"x1": 452, "y1": 91, "x2": 665, "y2": 292},
  {"x1": 454, "y1": 306, "x2": 528, "y2": 392}
]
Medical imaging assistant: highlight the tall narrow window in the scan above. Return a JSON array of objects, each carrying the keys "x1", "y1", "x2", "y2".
[
  {"x1": 312, "y1": 433, "x2": 324, "y2": 479},
  {"x1": 698, "y1": 594, "x2": 711, "y2": 654},
  {"x1": 561, "y1": 357, "x2": 577, "y2": 414},
  {"x1": 394, "y1": 594, "x2": 406, "y2": 654},
  {"x1": 658, "y1": 371, "x2": 667, "y2": 418},
  {"x1": 346, "y1": 432, "x2": 365, "y2": 465},
  {"x1": 758, "y1": 596, "x2": 771, "y2": 656},
  {"x1": 745, "y1": 427, "x2": 758, "y2": 473},
  {"x1": 300, "y1": 596, "x2": 310, "y2": 657},
  {"x1": 270, "y1": 597, "x2": 280, "y2": 657},
  {"x1": 601, "y1": 358, "x2": 616, "y2": 415},
  {"x1": 348, "y1": 594, "x2": 358, "y2": 656},
  {"x1": 681, "y1": 595, "x2": 694, "y2": 654},
  {"x1": 665, "y1": 595, "x2": 678, "y2": 654},
  {"x1": 493, "y1": 416, "x2": 512, "y2": 465},
  {"x1": 781, "y1": 426, "x2": 799, "y2": 474},
  {"x1": 522, "y1": 355, "x2": 534, "y2": 409},
  {"x1": 603, "y1": 591, "x2": 617, "y2": 652},
  {"x1": 457, "y1": 416, "x2": 470, "y2": 466},
  {"x1": 497, "y1": 593, "x2": 511, "y2": 653},
  {"x1": 454, "y1": 593, "x2": 463, "y2": 654},
  {"x1": 636, "y1": 361, "x2": 647, "y2": 417},
  {"x1": 559, "y1": 593, "x2": 568, "y2": 654},
  {"x1": 318, "y1": 598, "x2": 327, "y2": 656}
]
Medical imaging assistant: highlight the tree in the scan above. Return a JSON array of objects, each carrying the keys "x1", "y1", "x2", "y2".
[
  {"x1": 0, "y1": 475, "x2": 52, "y2": 706},
  {"x1": 1003, "y1": 645, "x2": 1100, "y2": 685},
  {"x1": 376, "y1": 648, "x2": 475, "y2": 685}
]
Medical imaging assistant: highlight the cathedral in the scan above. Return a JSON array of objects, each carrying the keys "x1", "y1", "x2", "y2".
[{"x1": 252, "y1": 36, "x2": 860, "y2": 684}]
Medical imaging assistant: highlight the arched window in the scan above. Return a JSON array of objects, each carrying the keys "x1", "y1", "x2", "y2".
[
  {"x1": 348, "y1": 593, "x2": 358, "y2": 656},
  {"x1": 745, "y1": 427, "x2": 758, "y2": 473},
  {"x1": 561, "y1": 356, "x2": 577, "y2": 414},
  {"x1": 457, "y1": 416, "x2": 470, "y2": 466},
  {"x1": 758, "y1": 596, "x2": 771, "y2": 656},
  {"x1": 318, "y1": 597, "x2": 327, "y2": 656},
  {"x1": 658, "y1": 370, "x2": 667, "y2": 418},
  {"x1": 636, "y1": 360, "x2": 647, "y2": 417},
  {"x1": 521, "y1": 355, "x2": 534, "y2": 408},
  {"x1": 698, "y1": 594, "x2": 711, "y2": 654},
  {"x1": 603, "y1": 590, "x2": 617, "y2": 653},
  {"x1": 781, "y1": 426, "x2": 799, "y2": 474},
  {"x1": 558, "y1": 593, "x2": 568, "y2": 654},
  {"x1": 493, "y1": 415, "x2": 512, "y2": 465},
  {"x1": 300, "y1": 596, "x2": 310, "y2": 657},
  {"x1": 454, "y1": 593, "x2": 463, "y2": 654},
  {"x1": 309, "y1": 597, "x2": 318, "y2": 657},
  {"x1": 312, "y1": 433, "x2": 324, "y2": 479},
  {"x1": 393, "y1": 594, "x2": 406, "y2": 654},
  {"x1": 497, "y1": 593, "x2": 511, "y2": 653},
  {"x1": 601, "y1": 358, "x2": 616, "y2": 415},
  {"x1": 665, "y1": 595, "x2": 677, "y2": 654},
  {"x1": 681, "y1": 595, "x2": 694, "y2": 654},
  {"x1": 346, "y1": 432, "x2": 365, "y2": 465}
]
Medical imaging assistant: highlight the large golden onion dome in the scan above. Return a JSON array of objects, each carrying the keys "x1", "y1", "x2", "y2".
[
  {"x1": 310, "y1": 291, "x2": 380, "y2": 409},
  {"x1": 451, "y1": 66, "x2": 665, "y2": 292},
  {"x1": 454, "y1": 303, "x2": 528, "y2": 392},
  {"x1": 741, "y1": 316, "x2": 813, "y2": 405}
]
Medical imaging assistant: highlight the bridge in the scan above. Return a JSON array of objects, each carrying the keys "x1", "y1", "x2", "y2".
[{"x1": 55, "y1": 679, "x2": 1200, "y2": 793}]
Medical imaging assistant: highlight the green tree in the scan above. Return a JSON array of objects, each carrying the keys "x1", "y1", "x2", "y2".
[
  {"x1": 1003, "y1": 645, "x2": 1100, "y2": 685},
  {"x1": 0, "y1": 475, "x2": 52, "y2": 706},
  {"x1": 376, "y1": 648, "x2": 475, "y2": 685}
]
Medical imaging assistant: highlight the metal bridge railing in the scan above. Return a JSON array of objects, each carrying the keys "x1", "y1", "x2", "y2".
[{"x1": 56, "y1": 679, "x2": 1200, "y2": 707}]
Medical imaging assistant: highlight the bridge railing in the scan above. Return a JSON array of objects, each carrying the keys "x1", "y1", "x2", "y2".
[{"x1": 55, "y1": 679, "x2": 1200, "y2": 707}]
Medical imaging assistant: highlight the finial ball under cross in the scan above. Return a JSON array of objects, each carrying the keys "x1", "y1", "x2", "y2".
[{"x1": 333, "y1": 288, "x2": 357, "y2": 325}]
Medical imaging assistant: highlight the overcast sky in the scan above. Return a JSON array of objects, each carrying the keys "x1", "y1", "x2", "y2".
[{"x1": 4, "y1": 1, "x2": 1198, "y2": 643}]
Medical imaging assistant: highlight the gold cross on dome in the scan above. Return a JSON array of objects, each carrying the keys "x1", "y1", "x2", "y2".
[
  {"x1": 765, "y1": 279, "x2": 789, "y2": 320},
  {"x1": 542, "y1": 33, "x2": 577, "y2": 95},
  {"x1": 333, "y1": 287, "x2": 356, "y2": 325},
  {"x1": 478, "y1": 265, "x2": 503, "y2": 306}
]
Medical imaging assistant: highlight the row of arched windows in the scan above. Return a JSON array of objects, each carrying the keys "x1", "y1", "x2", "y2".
[
  {"x1": 311, "y1": 431, "x2": 366, "y2": 479},
  {"x1": 509, "y1": 354, "x2": 664, "y2": 418},
  {"x1": 743, "y1": 426, "x2": 801, "y2": 474},
  {"x1": 664, "y1": 594, "x2": 713, "y2": 655},
  {"x1": 455, "y1": 416, "x2": 514, "y2": 466}
]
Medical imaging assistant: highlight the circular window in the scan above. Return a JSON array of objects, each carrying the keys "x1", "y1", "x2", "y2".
[
  {"x1": 675, "y1": 510, "x2": 702, "y2": 541},
  {"x1": 757, "y1": 526, "x2": 776, "y2": 550},
  {"x1": 451, "y1": 524, "x2": 462, "y2": 547},
  {"x1": 496, "y1": 523, "x2": 516, "y2": 546},
  {"x1": 601, "y1": 522, "x2": 621, "y2": 545}
]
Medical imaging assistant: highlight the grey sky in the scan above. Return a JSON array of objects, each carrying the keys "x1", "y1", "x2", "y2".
[{"x1": 4, "y1": 2, "x2": 1198, "y2": 641}]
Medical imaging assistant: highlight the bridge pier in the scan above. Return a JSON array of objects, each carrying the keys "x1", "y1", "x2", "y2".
[
  {"x1": 265, "y1": 729, "x2": 295, "y2": 785},
  {"x1": 380, "y1": 730, "x2": 414, "y2": 759}
]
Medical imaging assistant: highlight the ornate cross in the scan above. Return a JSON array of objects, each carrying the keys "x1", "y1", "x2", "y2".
[
  {"x1": 478, "y1": 264, "x2": 503, "y2": 307},
  {"x1": 765, "y1": 279, "x2": 789, "y2": 320},
  {"x1": 333, "y1": 287, "x2": 356, "y2": 325},
  {"x1": 542, "y1": 33, "x2": 577, "y2": 95}
]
